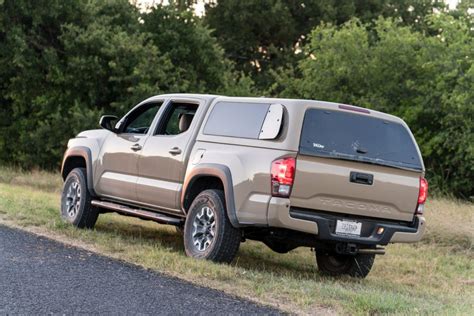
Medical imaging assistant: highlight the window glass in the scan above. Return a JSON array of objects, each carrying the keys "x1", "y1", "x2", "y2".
[
  {"x1": 203, "y1": 102, "x2": 270, "y2": 139},
  {"x1": 156, "y1": 102, "x2": 198, "y2": 135},
  {"x1": 299, "y1": 109, "x2": 422, "y2": 170},
  {"x1": 123, "y1": 102, "x2": 161, "y2": 134}
]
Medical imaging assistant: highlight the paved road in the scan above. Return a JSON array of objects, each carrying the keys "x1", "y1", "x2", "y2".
[{"x1": 0, "y1": 225, "x2": 280, "y2": 314}]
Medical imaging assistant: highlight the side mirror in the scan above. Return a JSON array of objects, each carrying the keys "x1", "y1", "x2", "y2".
[{"x1": 99, "y1": 115, "x2": 118, "y2": 132}]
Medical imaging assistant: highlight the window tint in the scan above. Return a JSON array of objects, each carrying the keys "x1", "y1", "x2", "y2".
[
  {"x1": 203, "y1": 102, "x2": 270, "y2": 139},
  {"x1": 299, "y1": 109, "x2": 422, "y2": 170},
  {"x1": 123, "y1": 102, "x2": 161, "y2": 134},
  {"x1": 155, "y1": 102, "x2": 198, "y2": 135}
]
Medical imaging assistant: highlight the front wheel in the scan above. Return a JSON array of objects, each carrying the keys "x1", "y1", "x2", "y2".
[
  {"x1": 60, "y1": 167, "x2": 98, "y2": 229},
  {"x1": 183, "y1": 189, "x2": 240, "y2": 263},
  {"x1": 316, "y1": 251, "x2": 375, "y2": 278}
]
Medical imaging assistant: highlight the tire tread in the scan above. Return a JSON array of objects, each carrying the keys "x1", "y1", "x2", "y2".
[
  {"x1": 316, "y1": 252, "x2": 375, "y2": 278},
  {"x1": 61, "y1": 167, "x2": 98, "y2": 229},
  {"x1": 184, "y1": 189, "x2": 240, "y2": 264}
]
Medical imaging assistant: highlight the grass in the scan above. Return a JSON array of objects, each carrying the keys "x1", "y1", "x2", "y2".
[{"x1": 0, "y1": 167, "x2": 472, "y2": 315}]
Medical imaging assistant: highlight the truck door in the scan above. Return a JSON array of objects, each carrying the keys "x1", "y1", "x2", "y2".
[
  {"x1": 136, "y1": 98, "x2": 204, "y2": 214},
  {"x1": 95, "y1": 101, "x2": 163, "y2": 202}
]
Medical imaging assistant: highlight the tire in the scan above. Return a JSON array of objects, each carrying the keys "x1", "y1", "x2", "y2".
[
  {"x1": 60, "y1": 167, "x2": 99, "y2": 229},
  {"x1": 183, "y1": 189, "x2": 240, "y2": 263},
  {"x1": 316, "y1": 251, "x2": 375, "y2": 278}
]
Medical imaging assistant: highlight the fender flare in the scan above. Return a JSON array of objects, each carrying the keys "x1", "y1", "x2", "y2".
[
  {"x1": 61, "y1": 146, "x2": 97, "y2": 197},
  {"x1": 182, "y1": 163, "x2": 240, "y2": 227}
]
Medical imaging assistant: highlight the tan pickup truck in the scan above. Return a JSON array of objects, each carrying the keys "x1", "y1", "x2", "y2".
[{"x1": 60, "y1": 94, "x2": 427, "y2": 278}]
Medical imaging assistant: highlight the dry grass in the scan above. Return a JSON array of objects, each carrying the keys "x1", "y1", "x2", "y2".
[
  {"x1": 0, "y1": 167, "x2": 62, "y2": 192},
  {"x1": 422, "y1": 198, "x2": 473, "y2": 251},
  {"x1": 0, "y1": 168, "x2": 472, "y2": 315}
]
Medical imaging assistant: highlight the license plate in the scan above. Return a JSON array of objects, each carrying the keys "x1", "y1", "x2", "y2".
[{"x1": 335, "y1": 220, "x2": 362, "y2": 236}]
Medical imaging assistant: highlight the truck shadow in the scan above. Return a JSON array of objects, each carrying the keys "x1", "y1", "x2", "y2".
[
  {"x1": 95, "y1": 216, "x2": 319, "y2": 279},
  {"x1": 234, "y1": 246, "x2": 318, "y2": 277},
  {"x1": 96, "y1": 218, "x2": 185, "y2": 250}
]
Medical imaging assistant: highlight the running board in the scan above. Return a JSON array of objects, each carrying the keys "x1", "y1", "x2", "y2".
[{"x1": 91, "y1": 200, "x2": 183, "y2": 226}]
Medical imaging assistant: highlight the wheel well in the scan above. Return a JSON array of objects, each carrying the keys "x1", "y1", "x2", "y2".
[
  {"x1": 183, "y1": 176, "x2": 224, "y2": 212},
  {"x1": 62, "y1": 156, "x2": 86, "y2": 180}
]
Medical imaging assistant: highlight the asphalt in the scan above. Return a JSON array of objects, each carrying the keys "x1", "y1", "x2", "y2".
[{"x1": 0, "y1": 225, "x2": 281, "y2": 315}]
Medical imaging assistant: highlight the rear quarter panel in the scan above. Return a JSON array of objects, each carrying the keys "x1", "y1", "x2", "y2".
[{"x1": 186, "y1": 142, "x2": 295, "y2": 225}]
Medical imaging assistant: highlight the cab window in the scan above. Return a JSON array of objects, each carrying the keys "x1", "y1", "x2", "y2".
[
  {"x1": 122, "y1": 102, "x2": 161, "y2": 134},
  {"x1": 155, "y1": 102, "x2": 199, "y2": 135}
]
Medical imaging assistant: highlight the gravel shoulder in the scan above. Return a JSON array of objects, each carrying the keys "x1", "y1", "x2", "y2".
[{"x1": 0, "y1": 224, "x2": 280, "y2": 314}]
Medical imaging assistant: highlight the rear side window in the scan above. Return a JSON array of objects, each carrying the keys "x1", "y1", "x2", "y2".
[
  {"x1": 155, "y1": 102, "x2": 198, "y2": 136},
  {"x1": 299, "y1": 109, "x2": 422, "y2": 170},
  {"x1": 203, "y1": 102, "x2": 270, "y2": 139}
]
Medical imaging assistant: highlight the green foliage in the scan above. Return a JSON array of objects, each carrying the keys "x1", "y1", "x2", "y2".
[
  {"x1": 272, "y1": 15, "x2": 473, "y2": 198},
  {"x1": 142, "y1": 4, "x2": 227, "y2": 93},
  {"x1": 141, "y1": 3, "x2": 257, "y2": 96},
  {"x1": 204, "y1": 0, "x2": 445, "y2": 88},
  {"x1": 0, "y1": 0, "x2": 252, "y2": 170}
]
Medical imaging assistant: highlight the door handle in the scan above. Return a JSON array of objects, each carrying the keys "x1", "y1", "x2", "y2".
[
  {"x1": 350, "y1": 171, "x2": 373, "y2": 185},
  {"x1": 169, "y1": 147, "x2": 182, "y2": 155},
  {"x1": 130, "y1": 143, "x2": 142, "y2": 151}
]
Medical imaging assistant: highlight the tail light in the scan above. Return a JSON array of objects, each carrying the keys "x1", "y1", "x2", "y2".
[
  {"x1": 416, "y1": 177, "x2": 428, "y2": 214},
  {"x1": 271, "y1": 157, "x2": 296, "y2": 197}
]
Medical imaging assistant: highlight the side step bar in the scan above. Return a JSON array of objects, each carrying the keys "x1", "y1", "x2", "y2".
[{"x1": 91, "y1": 200, "x2": 183, "y2": 226}]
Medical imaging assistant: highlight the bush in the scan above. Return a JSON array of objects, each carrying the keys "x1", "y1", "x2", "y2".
[
  {"x1": 0, "y1": 0, "x2": 253, "y2": 170},
  {"x1": 272, "y1": 15, "x2": 473, "y2": 199}
]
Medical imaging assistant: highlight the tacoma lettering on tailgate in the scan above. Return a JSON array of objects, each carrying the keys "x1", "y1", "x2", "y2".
[{"x1": 318, "y1": 197, "x2": 393, "y2": 215}]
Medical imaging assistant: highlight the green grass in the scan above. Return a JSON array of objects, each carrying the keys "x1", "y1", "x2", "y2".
[{"x1": 0, "y1": 168, "x2": 472, "y2": 315}]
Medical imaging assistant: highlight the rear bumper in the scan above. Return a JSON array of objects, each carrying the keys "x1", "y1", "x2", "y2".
[
  {"x1": 390, "y1": 215, "x2": 425, "y2": 243},
  {"x1": 290, "y1": 208, "x2": 424, "y2": 245},
  {"x1": 266, "y1": 197, "x2": 425, "y2": 245}
]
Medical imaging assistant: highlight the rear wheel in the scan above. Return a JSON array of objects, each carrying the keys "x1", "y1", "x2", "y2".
[
  {"x1": 60, "y1": 167, "x2": 98, "y2": 229},
  {"x1": 316, "y1": 251, "x2": 375, "y2": 278},
  {"x1": 183, "y1": 189, "x2": 240, "y2": 263}
]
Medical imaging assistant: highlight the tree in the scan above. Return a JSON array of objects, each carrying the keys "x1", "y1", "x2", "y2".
[
  {"x1": 0, "y1": 0, "x2": 254, "y2": 169},
  {"x1": 204, "y1": 0, "x2": 445, "y2": 89},
  {"x1": 0, "y1": 0, "x2": 183, "y2": 169},
  {"x1": 141, "y1": 3, "x2": 253, "y2": 94},
  {"x1": 272, "y1": 15, "x2": 473, "y2": 198}
]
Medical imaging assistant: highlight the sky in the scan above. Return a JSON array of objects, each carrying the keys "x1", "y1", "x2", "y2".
[
  {"x1": 133, "y1": 0, "x2": 205, "y2": 15},
  {"x1": 446, "y1": 0, "x2": 460, "y2": 9},
  {"x1": 135, "y1": 0, "x2": 462, "y2": 15}
]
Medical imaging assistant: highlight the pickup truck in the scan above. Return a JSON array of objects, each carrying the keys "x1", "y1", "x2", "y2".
[{"x1": 61, "y1": 94, "x2": 427, "y2": 278}]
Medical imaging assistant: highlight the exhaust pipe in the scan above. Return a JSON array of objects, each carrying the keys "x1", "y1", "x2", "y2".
[{"x1": 358, "y1": 247, "x2": 386, "y2": 255}]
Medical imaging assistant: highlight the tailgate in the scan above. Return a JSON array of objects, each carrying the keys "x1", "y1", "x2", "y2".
[{"x1": 291, "y1": 156, "x2": 420, "y2": 222}]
